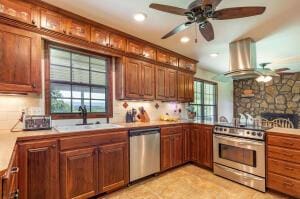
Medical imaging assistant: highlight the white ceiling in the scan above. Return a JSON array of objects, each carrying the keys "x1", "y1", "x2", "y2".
[{"x1": 43, "y1": 0, "x2": 300, "y2": 74}]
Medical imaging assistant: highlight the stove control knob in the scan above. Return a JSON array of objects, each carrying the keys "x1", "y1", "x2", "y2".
[
  {"x1": 246, "y1": 131, "x2": 250, "y2": 134},
  {"x1": 251, "y1": 131, "x2": 257, "y2": 136},
  {"x1": 220, "y1": 128, "x2": 223, "y2": 131},
  {"x1": 224, "y1": 128, "x2": 228, "y2": 132},
  {"x1": 257, "y1": 132, "x2": 262, "y2": 137}
]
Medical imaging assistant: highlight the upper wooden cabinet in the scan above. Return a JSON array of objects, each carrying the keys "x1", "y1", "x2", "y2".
[
  {"x1": 126, "y1": 39, "x2": 157, "y2": 60},
  {"x1": 0, "y1": 23, "x2": 41, "y2": 94},
  {"x1": 40, "y1": 9, "x2": 66, "y2": 33},
  {"x1": 0, "y1": 0, "x2": 38, "y2": 26},
  {"x1": 157, "y1": 50, "x2": 178, "y2": 67},
  {"x1": 91, "y1": 27, "x2": 126, "y2": 51},
  {"x1": 109, "y1": 33, "x2": 126, "y2": 51},
  {"x1": 66, "y1": 18, "x2": 90, "y2": 41},
  {"x1": 156, "y1": 66, "x2": 177, "y2": 101},
  {"x1": 177, "y1": 71, "x2": 194, "y2": 102},
  {"x1": 116, "y1": 57, "x2": 155, "y2": 100},
  {"x1": 179, "y1": 59, "x2": 196, "y2": 72}
]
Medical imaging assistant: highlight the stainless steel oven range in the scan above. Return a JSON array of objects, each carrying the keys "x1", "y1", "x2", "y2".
[{"x1": 213, "y1": 124, "x2": 266, "y2": 192}]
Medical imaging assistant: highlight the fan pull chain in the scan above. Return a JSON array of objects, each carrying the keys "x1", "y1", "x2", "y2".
[{"x1": 194, "y1": 23, "x2": 198, "y2": 43}]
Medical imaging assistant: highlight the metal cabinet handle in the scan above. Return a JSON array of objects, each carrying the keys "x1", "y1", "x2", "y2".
[{"x1": 10, "y1": 167, "x2": 19, "y2": 174}]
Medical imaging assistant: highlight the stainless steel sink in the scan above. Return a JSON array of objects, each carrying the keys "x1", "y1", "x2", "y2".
[{"x1": 55, "y1": 123, "x2": 124, "y2": 133}]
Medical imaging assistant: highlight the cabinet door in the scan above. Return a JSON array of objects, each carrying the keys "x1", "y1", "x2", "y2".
[
  {"x1": 156, "y1": 66, "x2": 167, "y2": 100},
  {"x1": 60, "y1": 147, "x2": 98, "y2": 199},
  {"x1": 125, "y1": 58, "x2": 141, "y2": 99},
  {"x1": 91, "y1": 27, "x2": 109, "y2": 46},
  {"x1": 143, "y1": 46, "x2": 156, "y2": 60},
  {"x1": 0, "y1": 0, "x2": 38, "y2": 26},
  {"x1": 141, "y1": 62, "x2": 155, "y2": 100},
  {"x1": 41, "y1": 9, "x2": 66, "y2": 33},
  {"x1": 99, "y1": 142, "x2": 129, "y2": 193},
  {"x1": 172, "y1": 133, "x2": 183, "y2": 167},
  {"x1": 177, "y1": 72, "x2": 186, "y2": 101},
  {"x1": 185, "y1": 73, "x2": 194, "y2": 102},
  {"x1": 190, "y1": 127, "x2": 199, "y2": 162},
  {"x1": 66, "y1": 18, "x2": 91, "y2": 41},
  {"x1": 186, "y1": 61, "x2": 196, "y2": 72},
  {"x1": 126, "y1": 40, "x2": 143, "y2": 56},
  {"x1": 157, "y1": 50, "x2": 170, "y2": 64},
  {"x1": 109, "y1": 33, "x2": 126, "y2": 51},
  {"x1": 0, "y1": 23, "x2": 41, "y2": 93},
  {"x1": 183, "y1": 125, "x2": 191, "y2": 163},
  {"x1": 167, "y1": 69, "x2": 177, "y2": 101},
  {"x1": 161, "y1": 135, "x2": 172, "y2": 171},
  {"x1": 169, "y1": 55, "x2": 178, "y2": 67},
  {"x1": 202, "y1": 125, "x2": 213, "y2": 169},
  {"x1": 18, "y1": 140, "x2": 58, "y2": 199}
]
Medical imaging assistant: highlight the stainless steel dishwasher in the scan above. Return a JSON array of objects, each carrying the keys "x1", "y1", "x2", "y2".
[{"x1": 129, "y1": 127, "x2": 160, "y2": 182}]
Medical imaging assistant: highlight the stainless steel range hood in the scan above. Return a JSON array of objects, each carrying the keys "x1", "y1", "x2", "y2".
[{"x1": 224, "y1": 38, "x2": 260, "y2": 80}]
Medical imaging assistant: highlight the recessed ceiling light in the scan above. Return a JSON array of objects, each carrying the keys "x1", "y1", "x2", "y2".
[
  {"x1": 133, "y1": 13, "x2": 147, "y2": 22},
  {"x1": 180, "y1": 37, "x2": 190, "y2": 43},
  {"x1": 210, "y1": 53, "x2": 219, "y2": 57}
]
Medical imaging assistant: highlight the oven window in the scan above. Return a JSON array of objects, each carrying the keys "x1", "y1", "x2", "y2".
[{"x1": 219, "y1": 144, "x2": 256, "y2": 167}]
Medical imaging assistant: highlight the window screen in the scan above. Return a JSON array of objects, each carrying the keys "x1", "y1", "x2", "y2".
[
  {"x1": 49, "y1": 47, "x2": 108, "y2": 114},
  {"x1": 190, "y1": 79, "x2": 217, "y2": 122}
]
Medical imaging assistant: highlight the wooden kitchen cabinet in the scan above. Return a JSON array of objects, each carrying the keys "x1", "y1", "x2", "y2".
[
  {"x1": 177, "y1": 71, "x2": 194, "y2": 102},
  {"x1": 157, "y1": 50, "x2": 170, "y2": 64},
  {"x1": 156, "y1": 67, "x2": 177, "y2": 101},
  {"x1": 267, "y1": 133, "x2": 300, "y2": 198},
  {"x1": 190, "y1": 126, "x2": 200, "y2": 162},
  {"x1": 2, "y1": 145, "x2": 18, "y2": 199},
  {"x1": 60, "y1": 147, "x2": 98, "y2": 199},
  {"x1": 161, "y1": 126, "x2": 183, "y2": 171},
  {"x1": 66, "y1": 18, "x2": 91, "y2": 41},
  {"x1": 0, "y1": 23, "x2": 41, "y2": 94},
  {"x1": 40, "y1": 9, "x2": 66, "y2": 33},
  {"x1": 169, "y1": 55, "x2": 178, "y2": 67},
  {"x1": 116, "y1": 57, "x2": 155, "y2": 100},
  {"x1": 109, "y1": 33, "x2": 126, "y2": 51},
  {"x1": 143, "y1": 46, "x2": 156, "y2": 60},
  {"x1": 99, "y1": 142, "x2": 129, "y2": 193},
  {"x1": 126, "y1": 39, "x2": 143, "y2": 55},
  {"x1": 179, "y1": 58, "x2": 196, "y2": 72},
  {"x1": 200, "y1": 125, "x2": 213, "y2": 168},
  {"x1": 182, "y1": 125, "x2": 191, "y2": 163},
  {"x1": 18, "y1": 139, "x2": 59, "y2": 199},
  {"x1": 0, "y1": 0, "x2": 38, "y2": 26}
]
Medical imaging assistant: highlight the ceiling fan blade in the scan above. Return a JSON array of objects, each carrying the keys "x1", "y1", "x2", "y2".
[
  {"x1": 199, "y1": 21, "x2": 214, "y2": 41},
  {"x1": 275, "y1": 68, "x2": 290, "y2": 73},
  {"x1": 162, "y1": 22, "x2": 192, "y2": 39},
  {"x1": 149, "y1": 3, "x2": 187, "y2": 16},
  {"x1": 213, "y1": 7, "x2": 266, "y2": 20}
]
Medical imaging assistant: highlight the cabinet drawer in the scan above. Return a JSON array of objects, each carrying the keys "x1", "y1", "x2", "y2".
[
  {"x1": 268, "y1": 146, "x2": 300, "y2": 164},
  {"x1": 267, "y1": 172, "x2": 300, "y2": 198},
  {"x1": 268, "y1": 134, "x2": 300, "y2": 150},
  {"x1": 268, "y1": 158, "x2": 300, "y2": 180},
  {"x1": 161, "y1": 126, "x2": 182, "y2": 136},
  {"x1": 60, "y1": 131, "x2": 128, "y2": 150}
]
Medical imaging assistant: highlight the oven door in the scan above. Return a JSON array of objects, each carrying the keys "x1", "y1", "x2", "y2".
[{"x1": 213, "y1": 134, "x2": 265, "y2": 177}]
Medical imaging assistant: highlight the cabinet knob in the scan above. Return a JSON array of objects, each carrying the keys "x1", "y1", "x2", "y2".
[
  {"x1": 106, "y1": 43, "x2": 109, "y2": 47},
  {"x1": 52, "y1": 144, "x2": 57, "y2": 148},
  {"x1": 69, "y1": 31, "x2": 72, "y2": 35},
  {"x1": 63, "y1": 29, "x2": 66, "y2": 34},
  {"x1": 10, "y1": 167, "x2": 19, "y2": 174},
  {"x1": 31, "y1": 19, "x2": 35, "y2": 25},
  {"x1": 32, "y1": 83, "x2": 36, "y2": 88}
]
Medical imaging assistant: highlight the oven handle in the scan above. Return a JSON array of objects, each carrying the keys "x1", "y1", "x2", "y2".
[
  {"x1": 220, "y1": 165, "x2": 264, "y2": 181},
  {"x1": 214, "y1": 134, "x2": 265, "y2": 146}
]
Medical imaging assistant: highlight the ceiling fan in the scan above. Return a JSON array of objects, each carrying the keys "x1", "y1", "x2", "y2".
[
  {"x1": 149, "y1": 0, "x2": 266, "y2": 41},
  {"x1": 257, "y1": 63, "x2": 291, "y2": 76}
]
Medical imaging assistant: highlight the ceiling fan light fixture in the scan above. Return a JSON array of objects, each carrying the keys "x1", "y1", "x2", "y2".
[
  {"x1": 133, "y1": 13, "x2": 147, "y2": 22},
  {"x1": 256, "y1": 75, "x2": 272, "y2": 83},
  {"x1": 180, "y1": 36, "x2": 190, "y2": 43}
]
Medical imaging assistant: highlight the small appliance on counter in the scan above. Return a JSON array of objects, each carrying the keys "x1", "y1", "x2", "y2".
[{"x1": 23, "y1": 115, "x2": 52, "y2": 131}]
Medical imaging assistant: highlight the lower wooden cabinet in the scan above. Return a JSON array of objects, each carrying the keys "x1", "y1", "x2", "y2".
[
  {"x1": 60, "y1": 147, "x2": 98, "y2": 199},
  {"x1": 99, "y1": 142, "x2": 129, "y2": 192},
  {"x1": 267, "y1": 133, "x2": 300, "y2": 198},
  {"x1": 18, "y1": 140, "x2": 59, "y2": 199},
  {"x1": 161, "y1": 126, "x2": 183, "y2": 171},
  {"x1": 182, "y1": 125, "x2": 191, "y2": 163},
  {"x1": 189, "y1": 124, "x2": 213, "y2": 169}
]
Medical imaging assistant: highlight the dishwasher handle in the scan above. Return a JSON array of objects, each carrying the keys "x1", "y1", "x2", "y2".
[{"x1": 129, "y1": 127, "x2": 160, "y2": 137}]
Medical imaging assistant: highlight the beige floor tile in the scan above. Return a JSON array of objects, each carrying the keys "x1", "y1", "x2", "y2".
[{"x1": 102, "y1": 164, "x2": 291, "y2": 199}]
